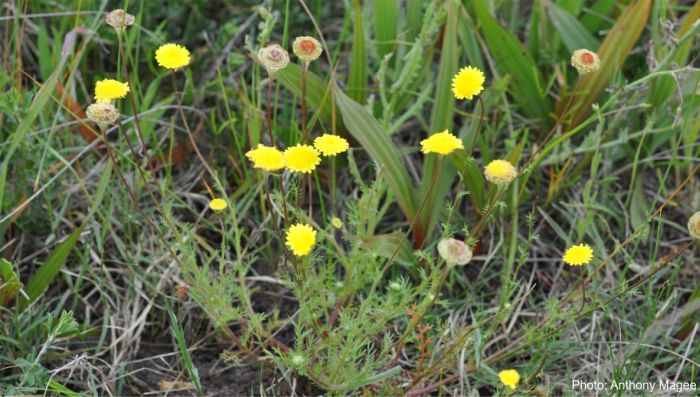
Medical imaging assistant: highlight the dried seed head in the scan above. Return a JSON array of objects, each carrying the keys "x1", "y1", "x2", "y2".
[
  {"x1": 292, "y1": 36, "x2": 322, "y2": 63},
  {"x1": 688, "y1": 211, "x2": 700, "y2": 240},
  {"x1": 86, "y1": 102, "x2": 119, "y2": 129},
  {"x1": 571, "y1": 49, "x2": 600, "y2": 74},
  {"x1": 257, "y1": 44, "x2": 289, "y2": 75},
  {"x1": 105, "y1": 9, "x2": 135, "y2": 29},
  {"x1": 437, "y1": 238, "x2": 473, "y2": 266}
]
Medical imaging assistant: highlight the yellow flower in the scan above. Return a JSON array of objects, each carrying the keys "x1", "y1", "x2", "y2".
[
  {"x1": 209, "y1": 198, "x2": 227, "y2": 211},
  {"x1": 284, "y1": 144, "x2": 320, "y2": 173},
  {"x1": 313, "y1": 134, "x2": 349, "y2": 156},
  {"x1": 155, "y1": 43, "x2": 191, "y2": 70},
  {"x1": 451, "y1": 65, "x2": 485, "y2": 100},
  {"x1": 571, "y1": 49, "x2": 600, "y2": 74},
  {"x1": 498, "y1": 369, "x2": 520, "y2": 390},
  {"x1": 246, "y1": 144, "x2": 285, "y2": 172},
  {"x1": 484, "y1": 159, "x2": 517, "y2": 185},
  {"x1": 94, "y1": 79, "x2": 130, "y2": 102},
  {"x1": 562, "y1": 244, "x2": 594, "y2": 266},
  {"x1": 286, "y1": 223, "x2": 316, "y2": 256},
  {"x1": 420, "y1": 130, "x2": 463, "y2": 155}
]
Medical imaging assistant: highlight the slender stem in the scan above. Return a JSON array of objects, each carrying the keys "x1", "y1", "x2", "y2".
[
  {"x1": 170, "y1": 71, "x2": 217, "y2": 179},
  {"x1": 300, "y1": 61, "x2": 309, "y2": 142},
  {"x1": 267, "y1": 75, "x2": 276, "y2": 145}
]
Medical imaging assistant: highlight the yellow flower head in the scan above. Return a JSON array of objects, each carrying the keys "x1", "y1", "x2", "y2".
[
  {"x1": 452, "y1": 65, "x2": 485, "y2": 100},
  {"x1": 246, "y1": 144, "x2": 285, "y2": 172},
  {"x1": 155, "y1": 43, "x2": 191, "y2": 70},
  {"x1": 286, "y1": 223, "x2": 316, "y2": 256},
  {"x1": 284, "y1": 144, "x2": 320, "y2": 173},
  {"x1": 571, "y1": 49, "x2": 600, "y2": 75},
  {"x1": 498, "y1": 369, "x2": 520, "y2": 390},
  {"x1": 313, "y1": 134, "x2": 349, "y2": 156},
  {"x1": 420, "y1": 130, "x2": 463, "y2": 155},
  {"x1": 688, "y1": 211, "x2": 700, "y2": 240},
  {"x1": 484, "y1": 159, "x2": 517, "y2": 185},
  {"x1": 562, "y1": 244, "x2": 594, "y2": 266},
  {"x1": 94, "y1": 79, "x2": 130, "y2": 103},
  {"x1": 209, "y1": 198, "x2": 227, "y2": 211}
]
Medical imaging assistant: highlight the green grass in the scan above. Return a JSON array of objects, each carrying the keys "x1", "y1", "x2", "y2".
[{"x1": 1, "y1": 0, "x2": 699, "y2": 395}]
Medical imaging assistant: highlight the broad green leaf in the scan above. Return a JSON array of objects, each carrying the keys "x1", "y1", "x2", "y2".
[
  {"x1": 406, "y1": 0, "x2": 427, "y2": 42},
  {"x1": 545, "y1": 0, "x2": 599, "y2": 52},
  {"x1": 559, "y1": 0, "x2": 652, "y2": 130},
  {"x1": 581, "y1": 0, "x2": 617, "y2": 32},
  {"x1": 360, "y1": 233, "x2": 414, "y2": 266},
  {"x1": 348, "y1": 0, "x2": 368, "y2": 104},
  {"x1": 335, "y1": 87, "x2": 417, "y2": 220},
  {"x1": 473, "y1": 1, "x2": 551, "y2": 123}
]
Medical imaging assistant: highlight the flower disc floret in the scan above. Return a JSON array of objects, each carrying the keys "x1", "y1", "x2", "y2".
[
  {"x1": 484, "y1": 159, "x2": 517, "y2": 184},
  {"x1": 284, "y1": 145, "x2": 320, "y2": 173},
  {"x1": 286, "y1": 223, "x2": 316, "y2": 256},
  {"x1": 313, "y1": 134, "x2": 349, "y2": 156},
  {"x1": 94, "y1": 79, "x2": 130, "y2": 102},
  {"x1": 246, "y1": 144, "x2": 285, "y2": 171},
  {"x1": 155, "y1": 43, "x2": 191, "y2": 70},
  {"x1": 420, "y1": 130, "x2": 463, "y2": 155},
  {"x1": 451, "y1": 65, "x2": 485, "y2": 100},
  {"x1": 562, "y1": 244, "x2": 594, "y2": 266}
]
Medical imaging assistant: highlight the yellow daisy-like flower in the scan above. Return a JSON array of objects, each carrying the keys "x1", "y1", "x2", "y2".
[
  {"x1": 484, "y1": 159, "x2": 517, "y2": 185},
  {"x1": 208, "y1": 198, "x2": 227, "y2": 211},
  {"x1": 155, "y1": 43, "x2": 191, "y2": 70},
  {"x1": 284, "y1": 144, "x2": 320, "y2": 173},
  {"x1": 245, "y1": 144, "x2": 285, "y2": 172},
  {"x1": 562, "y1": 244, "x2": 594, "y2": 266},
  {"x1": 285, "y1": 223, "x2": 316, "y2": 256},
  {"x1": 498, "y1": 369, "x2": 520, "y2": 390},
  {"x1": 313, "y1": 134, "x2": 349, "y2": 156},
  {"x1": 94, "y1": 79, "x2": 130, "y2": 103},
  {"x1": 451, "y1": 65, "x2": 485, "y2": 100},
  {"x1": 420, "y1": 130, "x2": 464, "y2": 155}
]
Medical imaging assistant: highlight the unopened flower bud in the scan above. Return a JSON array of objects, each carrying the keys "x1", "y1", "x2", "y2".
[
  {"x1": 105, "y1": 9, "x2": 135, "y2": 29},
  {"x1": 437, "y1": 238, "x2": 473, "y2": 266},
  {"x1": 331, "y1": 217, "x2": 343, "y2": 229},
  {"x1": 257, "y1": 44, "x2": 289, "y2": 75},
  {"x1": 571, "y1": 49, "x2": 600, "y2": 74},
  {"x1": 292, "y1": 36, "x2": 322, "y2": 63},
  {"x1": 688, "y1": 211, "x2": 700, "y2": 240},
  {"x1": 86, "y1": 102, "x2": 119, "y2": 129}
]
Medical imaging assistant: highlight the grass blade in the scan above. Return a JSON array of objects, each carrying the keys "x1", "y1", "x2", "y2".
[
  {"x1": 373, "y1": 0, "x2": 398, "y2": 62},
  {"x1": 348, "y1": 0, "x2": 368, "y2": 104}
]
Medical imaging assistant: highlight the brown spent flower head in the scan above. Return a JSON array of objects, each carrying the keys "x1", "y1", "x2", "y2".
[
  {"x1": 437, "y1": 238, "x2": 473, "y2": 266},
  {"x1": 257, "y1": 44, "x2": 290, "y2": 75},
  {"x1": 688, "y1": 211, "x2": 700, "y2": 240},
  {"x1": 105, "y1": 9, "x2": 135, "y2": 29},
  {"x1": 571, "y1": 49, "x2": 600, "y2": 74},
  {"x1": 86, "y1": 102, "x2": 120, "y2": 128},
  {"x1": 292, "y1": 36, "x2": 322, "y2": 63}
]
